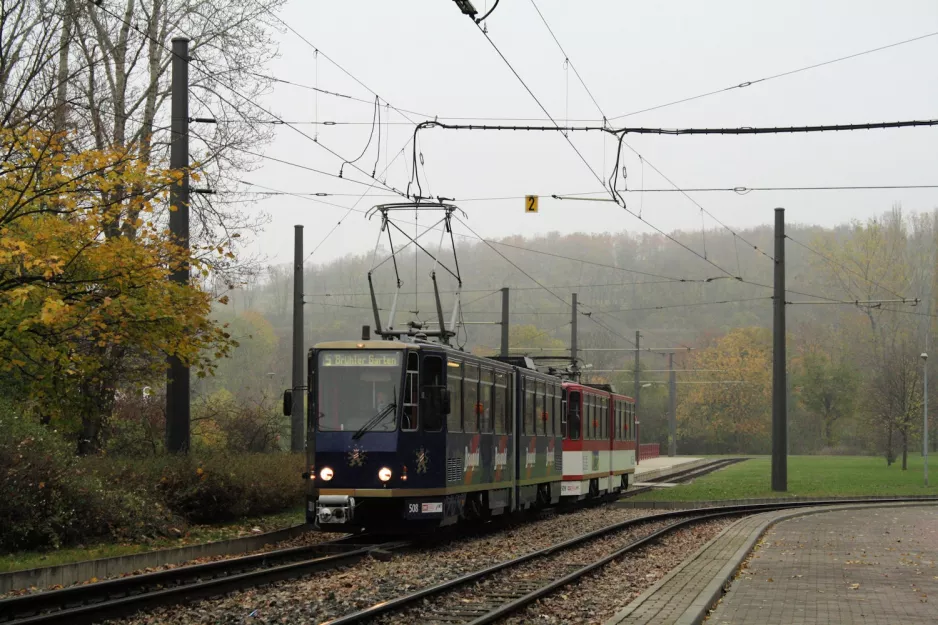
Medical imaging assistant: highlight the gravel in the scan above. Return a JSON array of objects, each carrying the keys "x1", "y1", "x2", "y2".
[
  {"x1": 377, "y1": 515, "x2": 705, "y2": 625},
  {"x1": 502, "y1": 517, "x2": 734, "y2": 624},
  {"x1": 111, "y1": 506, "x2": 665, "y2": 624}
]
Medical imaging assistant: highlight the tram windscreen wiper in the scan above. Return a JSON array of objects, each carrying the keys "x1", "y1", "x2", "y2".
[{"x1": 352, "y1": 395, "x2": 397, "y2": 440}]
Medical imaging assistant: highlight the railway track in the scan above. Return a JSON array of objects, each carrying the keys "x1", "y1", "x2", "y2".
[
  {"x1": 0, "y1": 459, "x2": 783, "y2": 625},
  {"x1": 0, "y1": 459, "x2": 738, "y2": 625},
  {"x1": 620, "y1": 457, "x2": 745, "y2": 499},
  {"x1": 0, "y1": 534, "x2": 409, "y2": 625},
  {"x1": 320, "y1": 497, "x2": 937, "y2": 625}
]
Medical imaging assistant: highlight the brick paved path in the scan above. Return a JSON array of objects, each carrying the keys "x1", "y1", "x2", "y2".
[{"x1": 708, "y1": 506, "x2": 938, "y2": 625}]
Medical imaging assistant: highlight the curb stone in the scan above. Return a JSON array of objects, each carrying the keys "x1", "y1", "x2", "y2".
[{"x1": 0, "y1": 523, "x2": 308, "y2": 594}]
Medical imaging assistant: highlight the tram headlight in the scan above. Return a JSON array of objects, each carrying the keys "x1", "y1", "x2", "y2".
[
  {"x1": 378, "y1": 467, "x2": 392, "y2": 482},
  {"x1": 319, "y1": 467, "x2": 334, "y2": 481}
]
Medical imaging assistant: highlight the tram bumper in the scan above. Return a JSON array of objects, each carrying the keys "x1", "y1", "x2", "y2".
[{"x1": 316, "y1": 495, "x2": 355, "y2": 525}]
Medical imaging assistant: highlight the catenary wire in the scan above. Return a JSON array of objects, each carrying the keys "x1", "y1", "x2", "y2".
[
  {"x1": 304, "y1": 279, "x2": 708, "y2": 298},
  {"x1": 92, "y1": 1, "x2": 412, "y2": 203},
  {"x1": 607, "y1": 30, "x2": 938, "y2": 120},
  {"x1": 784, "y1": 233, "x2": 909, "y2": 301},
  {"x1": 240, "y1": 177, "x2": 699, "y2": 283},
  {"x1": 465, "y1": 23, "x2": 608, "y2": 200},
  {"x1": 527, "y1": 0, "x2": 606, "y2": 124},
  {"x1": 458, "y1": 27, "x2": 745, "y2": 283},
  {"x1": 554, "y1": 184, "x2": 938, "y2": 196},
  {"x1": 234, "y1": 183, "x2": 938, "y2": 199},
  {"x1": 60, "y1": 96, "x2": 852, "y2": 311},
  {"x1": 242, "y1": 0, "x2": 426, "y2": 127},
  {"x1": 594, "y1": 296, "x2": 772, "y2": 314}
]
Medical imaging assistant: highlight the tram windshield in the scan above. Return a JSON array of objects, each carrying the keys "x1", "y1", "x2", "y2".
[{"x1": 317, "y1": 350, "x2": 403, "y2": 432}]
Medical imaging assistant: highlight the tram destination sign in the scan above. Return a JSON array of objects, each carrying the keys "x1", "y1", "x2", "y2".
[{"x1": 321, "y1": 352, "x2": 402, "y2": 367}]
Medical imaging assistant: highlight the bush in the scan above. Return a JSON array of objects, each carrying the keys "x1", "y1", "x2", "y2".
[
  {"x1": 191, "y1": 390, "x2": 285, "y2": 453},
  {"x1": 89, "y1": 452, "x2": 305, "y2": 524},
  {"x1": 1, "y1": 399, "x2": 302, "y2": 552},
  {"x1": 0, "y1": 408, "x2": 178, "y2": 552},
  {"x1": 106, "y1": 389, "x2": 166, "y2": 457}
]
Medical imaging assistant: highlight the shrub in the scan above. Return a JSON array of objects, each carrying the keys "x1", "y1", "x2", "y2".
[
  {"x1": 0, "y1": 407, "x2": 178, "y2": 552},
  {"x1": 90, "y1": 452, "x2": 305, "y2": 524},
  {"x1": 106, "y1": 389, "x2": 166, "y2": 457},
  {"x1": 192, "y1": 390, "x2": 285, "y2": 453}
]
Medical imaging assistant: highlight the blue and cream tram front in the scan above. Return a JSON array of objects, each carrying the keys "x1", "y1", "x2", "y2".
[
  {"x1": 300, "y1": 339, "x2": 563, "y2": 532},
  {"x1": 305, "y1": 340, "x2": 450, "y2": 531}
]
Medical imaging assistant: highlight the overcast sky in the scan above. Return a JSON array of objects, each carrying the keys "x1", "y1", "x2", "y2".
[{"x1": 226, "y1": 0, "x2": 938, "y2": 266}]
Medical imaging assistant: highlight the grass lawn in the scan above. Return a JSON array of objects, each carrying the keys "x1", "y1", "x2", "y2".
[
  {"x1": 631, "y1": 455, "x2": 938, "y2": 502},
  {"x1": 0, "y1": 506, "x2": 304, "y2": 574}
]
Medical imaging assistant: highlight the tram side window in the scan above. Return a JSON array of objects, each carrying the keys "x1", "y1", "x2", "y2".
[
  {"x1": 552, "y1": 385, "x2": 561, "y2": 436},
  {"x1": 447, "y1": 360, "x2": 462, "y2": 432},
  {"x1": 595, "y1": 396, "x2": 602, "y2": 440},
  {"x1": 592, "y1": 396, "x2": 599, "y2": 440},
  {"x1": 628, "y1": 403, "x2": 634, "y2": 441},
  {"x1": 534, "y1": 380, "x2": 545, "y2": 435},
  {"x1": 629, "y1": 404, "x2": 638, "y2": 441},
  {"x1": 597, "y1": 397, "x2": 603, "y2": 439},
  {"x1": 422, "y1": 356, "x2": 444, "y2": 431},
  {"x1": 625, "y1": 403, "x2": 630, "y2": 440},
  {"x1": 402, "y1": 352, "x2": 419, "y2": 431},
  {"x1": 581, "y1": 395, "x2": 587, "y2": 440},
  {"x1": 568, "y1": 391, "x2": 581, "y2": 440},
  {"x1": 619, "y1": 402, "x2": 625, "y2": 441},
  {"x1": 480, "y1": 368, "x2": 493, "y2": 433},
  {"x1": 601, "y1": 397, "x2": 608, "y2": 439},
  {"x1": 580, "y1": 395, "x2": 587, "y2": 439},
  {"x1": 464, "y1": 364, "x2": 479, "y2": 433},
  {"x1": 595, "y1": 397, "x2": 600, "y2": 439},
  {"x1": 621, "y1": 402, "x2": 626, "y2": 440},
  {"x1": 594, "y1": 396, "x2": 600, "y2": 440},
  {"x1": 494, "y1": 372, "x2": 507, "y2": 434},
  {"x1": 583, "y1": 395, "x2": 589, "y2": 440},
  {"x1": 520, "y1": 377, "x2": 531, "y2": 435},
  {"x1": 544, "y1": 384, "x2": 554, "y2": 436}
]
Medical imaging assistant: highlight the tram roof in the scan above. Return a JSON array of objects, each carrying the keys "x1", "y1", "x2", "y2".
[{"x1": 313, "y1": 340, "x2": 419, "y2": 350}]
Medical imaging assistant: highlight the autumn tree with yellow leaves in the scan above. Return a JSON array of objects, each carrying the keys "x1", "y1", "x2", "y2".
[
  {"x1": 0, "y1": 126, "x2": 234, "y2": 453},
  {"x1": 677, "y1": 327, "x2": 772, "y2": 454}
]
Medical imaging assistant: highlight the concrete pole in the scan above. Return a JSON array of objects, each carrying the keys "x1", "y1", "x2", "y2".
[
  {"x1": 166, "y1": 37, "x2": 190, "y2": 454},
  {"x1": 924, "y1": 351, "x2": 929, "y2": 487},
  {"x1": 634, "y1": 330, "x2": 641, "y2": 463},
  {"x1": 291, "y1": 226, "x2": 305, "y2": 452},
  {"x1": 772, "y1": 208, "x2": 788, "y2": 491},
  {"x1": 668, "y1": 352, "x2": 676, "y2": 457},
  {"x1": 500, "y1": 287, "x2": 509, "y2": 357}
]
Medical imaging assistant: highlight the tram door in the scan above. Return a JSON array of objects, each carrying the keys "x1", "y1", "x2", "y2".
[{"x1": 399, "y1": 352, "x2": 445, "y2": 490}]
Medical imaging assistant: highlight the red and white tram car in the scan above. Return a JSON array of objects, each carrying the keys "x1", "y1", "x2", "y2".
[{"x1": 560, "y1": 382, "x2": 637, "y2": 500}]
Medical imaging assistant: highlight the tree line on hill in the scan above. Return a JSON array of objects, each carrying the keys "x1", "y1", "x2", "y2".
[{"x1": 223, "y1": 207, "x2": 937, "y2": 466}]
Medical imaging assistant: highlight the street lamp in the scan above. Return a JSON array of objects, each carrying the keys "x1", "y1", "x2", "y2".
[{"x1": 922, "y1": 352, "x2": 928, "y2": 487}]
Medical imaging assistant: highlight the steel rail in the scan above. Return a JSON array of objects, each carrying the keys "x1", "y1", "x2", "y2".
[
  {"x1": 322, "y1": 497, "x2": 938, "y2": 625},
  {"x1": 620, "y1": 457, "x2": 745, "y2": 499},
  {"x1": 1, "y1": 535, "x2": 409, "y2": 625}
]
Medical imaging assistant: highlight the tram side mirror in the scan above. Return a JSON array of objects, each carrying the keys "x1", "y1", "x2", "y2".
[{"x1": 283, "y1": 389, "x2": 293, "y2": 417}]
